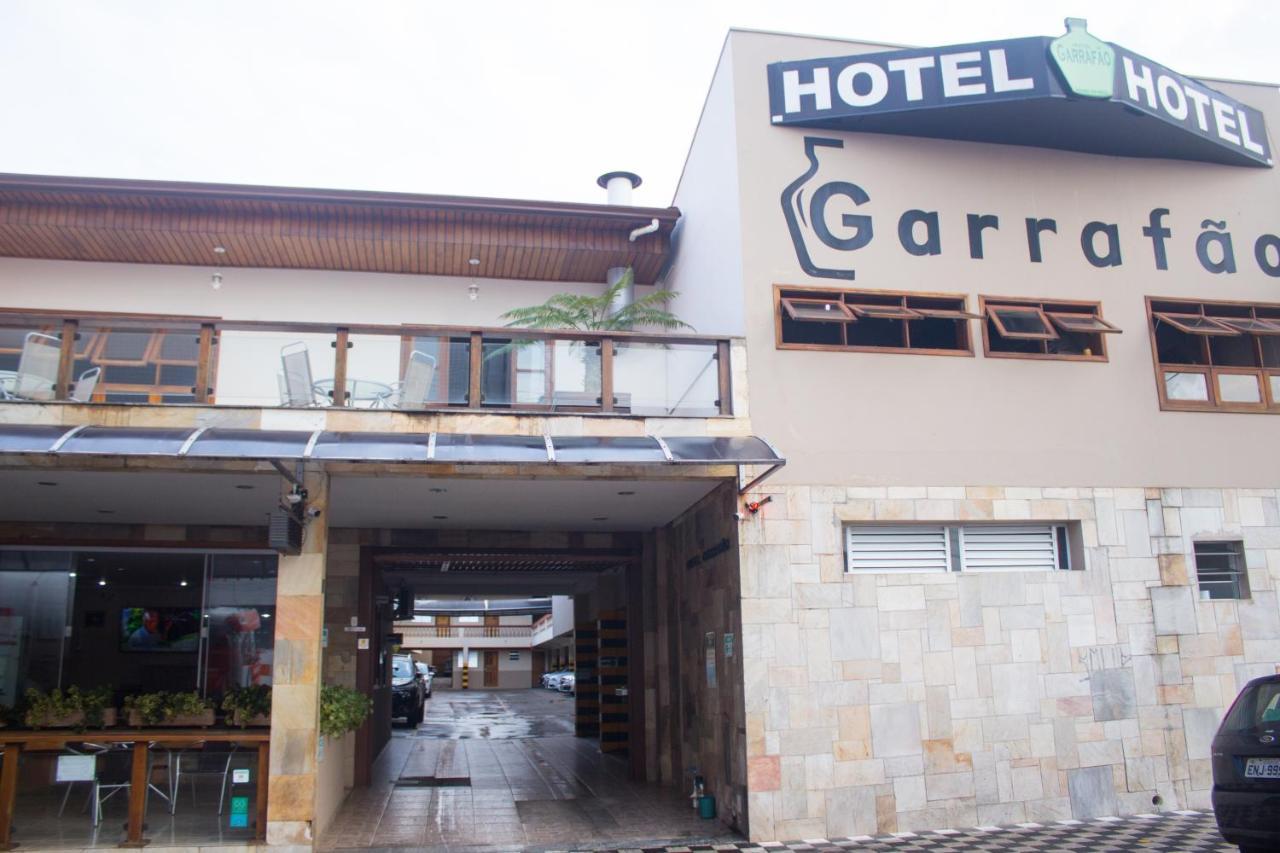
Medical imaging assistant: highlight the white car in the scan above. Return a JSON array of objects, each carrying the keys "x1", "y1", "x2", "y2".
[
  {"x1": 414, "y1": 661, "x2": 434, "y2": 697},
  {"x1": 542, "y1": 669, "x2": 570, "y2": 689},
  {"x1": 557, "y1": 672, "x2": 575, "y2": 694}
]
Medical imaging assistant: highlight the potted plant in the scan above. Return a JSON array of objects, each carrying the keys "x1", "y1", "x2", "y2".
[
  {"x1": 222, "y1": 684, "x2": 272, "y2": 728},
  {"x1": 123, "y1": 691, "x2": 215, "y2": 727},
  {"x1": 319, "y1": 684, "x2": 372, "y2": 739},
  {"x1": 23, "y1": 686, "x2": 116, "y2": 731},
  {"x1": 499, "y1": 268, "x2": 690, "y2": 402}
]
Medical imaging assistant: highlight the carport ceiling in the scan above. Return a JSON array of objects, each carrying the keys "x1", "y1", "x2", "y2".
[
  {"x1": 0, "y1": 469, "x2": 279, "y2": 526},
  {"x1": 329, "y1": 475, "x2": 721, "y2": 531}
]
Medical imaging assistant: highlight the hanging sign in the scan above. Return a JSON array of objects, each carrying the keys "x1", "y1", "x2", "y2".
[{"x1": 767, "y1": 21, "x2": 1270, "y2": 168}]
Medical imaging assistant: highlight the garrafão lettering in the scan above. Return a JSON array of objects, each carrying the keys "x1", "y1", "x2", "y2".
[{"x1": 781, "y1": 139, "x2": 1280, "y2": 280}]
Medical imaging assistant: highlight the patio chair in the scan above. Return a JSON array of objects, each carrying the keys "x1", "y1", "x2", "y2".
[
  {"x1": 380, "y1": 350, "x2": 437, "y2": 409},
  {"x1": 69, "y1": 366, "x2": 101, "y2": 402},
  {"x1": 279, "y1": 341, "x2": 318, "y2": 407},
  {"x1": 90, "y1": 746, "x2": 134, "y2": 826},
  {"x1": 9, "y1": 332, "x2": 61, "y2": 401},
  {"x1": 167, "y1": 741, "x2": 240, "y2": 815}
]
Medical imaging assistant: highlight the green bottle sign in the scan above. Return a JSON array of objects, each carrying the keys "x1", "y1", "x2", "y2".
[{"x1": 1049, "y1": 18, "x2": 1115, "y2": 99}]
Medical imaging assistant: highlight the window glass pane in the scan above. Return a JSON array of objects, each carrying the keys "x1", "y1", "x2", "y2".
[
  {"x1": 1047, "y1": 330, "x2": 1103, "y2": 357},
  {"x1": 1210, "y1": 333, "x2": 1260, "y2": 367},
  {"x1": 993, "y1": 308, "x2": 1051, "y2": 335},
  {"x1": 781, "y1": 314, "x2": 843, "y2": 345},
  {"x1": 344, "y1": 333, "x2": 403, "y2": 408},
  {"x1": 1270, "y1": 374, "x2": 1280, "y2": 404},
  {"x1": 215, "y1": 329, "x2": 335, "y2": 407},
  {"x1": 204, "y1": 554, "x2": 278, "y2": 699},
  {"x1": 0, "y1": 551, "x2": 74, "y2": 702},
  {"x1": 1193, "y1": 541, "x2": 1247, "y2": 599},
  {"x1": 1164, "y1": 371, "x2": 1209, "y2": 401},
  {"x1": 909, "y1": 317, "x2": 966, "y2": 350},
  {"x1": 1260, "y1": 335, "x2": 1280, "y2": 368},
  {"x1": 988, "y1": 319, "x2": 1042, "y2": 353},
  {"x1": 613, "y1": 341, "x2": 720, "y2": 416},
  {"x1": 847, "y1": 316, "x2": 906, "y2": 348},
  {"x1": 1217, "y1": 373, "x2": 1262, "y2": 403},
  {"x1": 409, "y1": 335, "x2": 470, "y2": 405},
  {"x1": 1155, "y1": 323, "x2": 1207, "y2": 365},
  {"x1": 784, "y1": 299, "x2": 850, "y2": 321},
  {"x1": 1221, "y1": 681, "x2": 1280, "y2": 732}
]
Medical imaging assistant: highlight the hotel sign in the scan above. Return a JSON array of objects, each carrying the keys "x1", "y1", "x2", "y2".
[{"x1": 767, "y1": 21, "x2": 1270, "y2": 168}]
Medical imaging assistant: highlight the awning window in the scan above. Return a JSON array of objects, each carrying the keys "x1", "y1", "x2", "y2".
[
  {"x1": 987, "y1": 305, "x2": 1058, "y2": 340},
  {"x1": 1152, "y1": 313, "x2": 1240, "y2": 336},
  {"x1": 1046, "y1": 312, "x2": 1122, "y2": 335},
  {"x1": 781, "y1": 297, "x2": 855, "y2": 323}
]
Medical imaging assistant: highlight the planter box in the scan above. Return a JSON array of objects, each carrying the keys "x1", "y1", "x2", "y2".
[
  {"x1": 125, "y1": 708, "x2": 215, "y2": 728},
  {"x1": 228, "y1": 711, "x2": 271, "y2": 728},
  {"x1": 26, "y1": 708, "x2": 118, "y2": 729}
]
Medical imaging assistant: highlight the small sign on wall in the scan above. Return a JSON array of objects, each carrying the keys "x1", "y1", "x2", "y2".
[
  {"x1": 724, "y1": 632, "x2": 735, "y2": 659},
  {"x1": 704, "y1": 632, "x2": 717, "y2": 687},
  {"x1": 232, "y1": 768, "x2": 250, "y2": 785},
  {"x1": 229, "y1": 796, "x2": 249, "y2": 828}
]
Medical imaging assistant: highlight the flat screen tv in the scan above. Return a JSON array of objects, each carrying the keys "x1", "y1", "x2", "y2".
[{"x1": 119, "y1": 607, "x2": 201, "y2": 652}]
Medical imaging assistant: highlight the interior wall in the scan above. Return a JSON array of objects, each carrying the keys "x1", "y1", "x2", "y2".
[{"x1": 648, "y1": 481, "x2": 747, "y2": 833}]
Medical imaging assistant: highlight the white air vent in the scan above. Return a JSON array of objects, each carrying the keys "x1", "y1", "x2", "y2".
[
  {"x1": 845, "y1": 525, "x2": 950, "y2": 573},
  {"x1": 959, "y1": 525, "x2": 1058, "y2": 572}
]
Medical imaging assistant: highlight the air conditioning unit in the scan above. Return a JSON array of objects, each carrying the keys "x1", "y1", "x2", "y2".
[{"x1": 268, "y1": 509, "x2": 303, "y2": 555}]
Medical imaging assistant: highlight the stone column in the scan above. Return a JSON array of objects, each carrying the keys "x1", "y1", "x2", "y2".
[{"x1": 267, "y1": 470, "x2": 328, "y2": 846}]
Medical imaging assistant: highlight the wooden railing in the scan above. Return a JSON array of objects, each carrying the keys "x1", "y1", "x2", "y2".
[{"x1": 0, "y1": 310, "x2": 735, "y2": 416}]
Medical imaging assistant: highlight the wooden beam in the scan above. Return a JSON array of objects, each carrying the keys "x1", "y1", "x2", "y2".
[
  {"x1": 716, "y1": 340, "x2": 732, "y2": 416},
  {"x1": 332, "y1": 328, "x2": 350, "y2": 406},
  {"x1": 256, "y1": 742, "x2": 270, "y2": 841},
  {"x1": 123, "y1": 741, "x2": 149, "y2": 846},
  {"x1": 468, "y1": 331, "x2": 483, "y2": 406},
  {"x1": 0, "y1": 742, "x2": 18, "y2": 850},
  {"x1": 55, "y1": 320, "x2": 76, "y2": 400},
  {"x1": 600, "y1": 339, "x2": 614, "y2": 413},
  {"x1": 194, "y1": 323, "x2": 215, "y2": 403}
]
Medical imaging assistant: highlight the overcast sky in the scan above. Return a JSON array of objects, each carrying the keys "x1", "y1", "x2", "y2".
[{"x1": 1, "y1": 1, "x2": 1275, "y2": 207}]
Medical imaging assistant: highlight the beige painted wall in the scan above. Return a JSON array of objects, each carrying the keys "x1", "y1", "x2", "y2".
[
  {"x1": 689, "y1": 29, "x2": 1280, "y2": 488},
  {"x1": 0, "y1": 256, "x2": 647, "y2": 327}
]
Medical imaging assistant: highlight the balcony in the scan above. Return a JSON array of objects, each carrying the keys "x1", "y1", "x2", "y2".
[
  {"x1": 0, "y1": 313, "x2": 734, "y2": 417},
  {"x1": 397, "y1": 623, "x2": 534, "y2": 649}
]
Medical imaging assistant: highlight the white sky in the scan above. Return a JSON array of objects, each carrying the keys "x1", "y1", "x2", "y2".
[{"x1": 1, "y1": 1, "x2": 1276, "y2": 207}]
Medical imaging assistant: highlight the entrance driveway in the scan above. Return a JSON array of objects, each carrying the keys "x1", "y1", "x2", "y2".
[{"x1": 319, "y1": 689, "x2": 738, "y2": 851}]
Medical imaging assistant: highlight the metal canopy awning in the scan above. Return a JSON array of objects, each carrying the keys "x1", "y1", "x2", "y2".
[{"x1": 0, "y1": 425, "x2": 784, "y2": 492}]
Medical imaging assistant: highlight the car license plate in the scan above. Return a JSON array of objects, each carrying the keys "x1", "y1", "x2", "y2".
[{"x1": 1244, "y1": 758, "x2": 1280, "y2": 779}]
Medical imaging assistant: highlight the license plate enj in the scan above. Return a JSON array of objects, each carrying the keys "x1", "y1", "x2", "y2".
[{"x1": 1244, "y1": 758, "x2": 1280, "y2": 779}]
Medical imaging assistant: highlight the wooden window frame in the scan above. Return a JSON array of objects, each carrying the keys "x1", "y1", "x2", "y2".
[
  {"x1": 1046, "y1": 312, "x2": 1123, "y2": 335},
  {"x1": 979, "y1": 296, "x2": 1112, "y2": 362},
  {"x1": 781, "y1": 297, "x2": 856, "y2": 323},
  {"x1": 987, "y1": 305, "x2": 1058, "y2": 341},
  {"x1": 1148, "y1": 296, "x2": 1280, "y2": 415},
  {"x1": 774, "y1": 285, "x2": 975, "y2": 358}
]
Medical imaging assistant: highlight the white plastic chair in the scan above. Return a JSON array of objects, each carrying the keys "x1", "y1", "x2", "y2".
[
  {"x1": 279, "y1": 342, "x2": 318, "y2": 407},
  {"x1": 70, "y1": 367, "x2": 101, "y2": 402},
  {"x1": 12, "y1": 332, "x2": 61, "y2": 401}
]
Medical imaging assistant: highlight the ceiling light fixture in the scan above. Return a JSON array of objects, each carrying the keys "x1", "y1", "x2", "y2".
[
  {"x1": 179, "y1": 579, "x2": 189, "y2": 587},
  {"x1": 467, "y1": 257, "x2": 481, "y2": 301},
  {"x1": 97, "y1": 578, "x2": 107, "y2": 587},
  {"x1": 211, "y1": 246, "x2": 227, "y2": 291},
  {"x1": 617, "y1": 490, "x2": 636, "y2": 496}
]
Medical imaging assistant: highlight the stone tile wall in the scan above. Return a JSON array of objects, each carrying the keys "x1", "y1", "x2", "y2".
[{"x1": 739, "y1": 484, "x2": 1280, "y2": 842}]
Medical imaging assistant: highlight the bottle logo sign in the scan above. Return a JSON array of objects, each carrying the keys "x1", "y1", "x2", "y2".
[{"x1": 1048, "y1": 18, "x2": 1115, "y2": 99}]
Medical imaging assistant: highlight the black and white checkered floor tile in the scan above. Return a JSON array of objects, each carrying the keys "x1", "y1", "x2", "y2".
[{"x1": 607, "y1": 810, "x2": 1241, "y2": 853}]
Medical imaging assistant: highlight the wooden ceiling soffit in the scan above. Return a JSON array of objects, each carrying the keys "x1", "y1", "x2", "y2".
[{"x1": 0, "y1": 174, "x2": 680, "y2": 285}]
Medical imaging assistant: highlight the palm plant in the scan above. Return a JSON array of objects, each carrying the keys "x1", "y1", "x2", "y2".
[
  {"x1": 497, "y1": 268, "x2": 690, "y2": 403},
  {"x1": 499, "y1": 268, "x2": 689, "y2": 333}
]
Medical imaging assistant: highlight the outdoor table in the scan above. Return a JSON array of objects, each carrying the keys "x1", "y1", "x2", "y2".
[
  {"x1": 0, "y1": 728, "x2": 269, "y2": 848},
  {"x1": 312, "y1": 377, "x2": 393, "y2": 407}
]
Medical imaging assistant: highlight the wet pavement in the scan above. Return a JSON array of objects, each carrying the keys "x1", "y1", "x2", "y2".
[{"x1": 320, "y1": 688, "x2": 739, "y2": 852}]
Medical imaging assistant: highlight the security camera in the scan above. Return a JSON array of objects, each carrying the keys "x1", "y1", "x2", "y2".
[{"x1": 305, "y1": 507, "x2": 322, "y2": 519}]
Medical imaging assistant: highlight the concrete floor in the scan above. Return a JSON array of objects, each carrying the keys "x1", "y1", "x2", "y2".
[{"x1": 320, "y1": 688, "x2": 739, "y2": 852}]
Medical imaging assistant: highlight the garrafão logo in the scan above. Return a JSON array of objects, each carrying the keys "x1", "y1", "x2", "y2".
[
  {"x1": 1048, "y1": 18, "x2": 1114, "y2": 99},
  {"x1": 780, "y1": 134, "x2": 1280, "y2": 280}
]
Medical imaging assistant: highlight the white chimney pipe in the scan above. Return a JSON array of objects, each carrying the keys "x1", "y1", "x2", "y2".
[
  {"x1": 598, "y1": 172, "x2": 643, "y2": 315},
  {"x1": 597, "y1": 170, "x2": 641, "y2": 206}
]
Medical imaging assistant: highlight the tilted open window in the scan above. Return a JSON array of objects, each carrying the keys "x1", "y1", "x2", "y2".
[
  {"x1": 1149, "y1": 297, "x2": 1280, "y2": 413},
  {"x1": 776, "y1": 286, "x2": 979, "y2": 355},
  {"x1": 982, "y1": 297, "x2": 1119, "y2": 361}
]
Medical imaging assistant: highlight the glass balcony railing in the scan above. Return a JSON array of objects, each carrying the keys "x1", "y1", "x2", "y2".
[{"x1": 0, "y1": 313, "x2": 735, "y2": 416}]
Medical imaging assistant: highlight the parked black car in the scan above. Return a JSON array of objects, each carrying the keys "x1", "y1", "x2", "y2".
[
  {"x1": 391, "y1": 654, "x2": 426, "y2": 726},
  {"x1": 1212, "y1": 674, "x2": 1280, "y2": 852}
]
